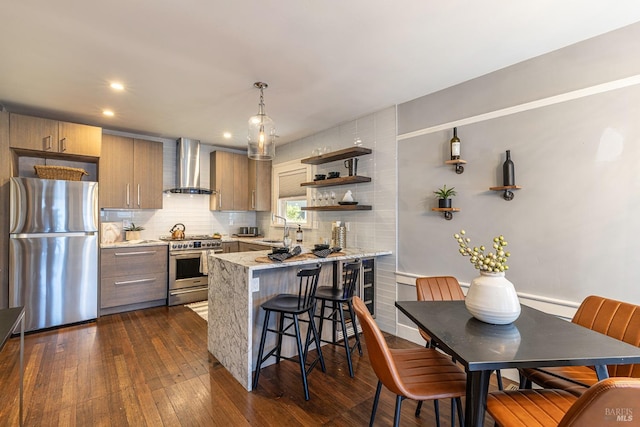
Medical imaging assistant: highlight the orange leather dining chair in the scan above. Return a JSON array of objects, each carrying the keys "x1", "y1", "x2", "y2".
[
  {"x1": 487, "y1": 377, "x2": 640, "y2": 427},
  {"x1": 352, "y1": 296, "x2": 466, "y2": 427},
  {"x1": 415, "y1": 276, "x2": 504, "y2": 396},
  {"x1": 519, "y1": 295, "x2": 640, "y2": 396},
  {"x1": 415, "y1": 277, "x2": 465, "y2": 348}
]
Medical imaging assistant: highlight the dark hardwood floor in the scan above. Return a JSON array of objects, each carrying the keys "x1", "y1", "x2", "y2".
[{"x1": 0, "y1": 305, "x2": 506, "y2": 426}]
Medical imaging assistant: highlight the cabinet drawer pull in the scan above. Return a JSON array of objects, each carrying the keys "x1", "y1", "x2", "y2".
[
  {"x1": 126, "y1": 183, "x2": 130, "y2": 207},
  {"x1": 114, "y1": 251, "x2": 157, "y2": 256},
  {"x1": 114, "y1": 278, "x2": 155, "y2": 286},
  {"x1": 137, "y1": 184, "x2": 141, "y2": 207}
]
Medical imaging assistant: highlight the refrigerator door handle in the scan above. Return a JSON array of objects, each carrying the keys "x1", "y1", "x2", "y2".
[{"x1": 11, "y1": 232, "x2": 96, "y2": 238}]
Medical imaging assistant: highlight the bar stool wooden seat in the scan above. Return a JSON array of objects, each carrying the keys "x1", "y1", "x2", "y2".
[
  {"x1": 315, "y1": 260, "x2": 362, "y2": 377},
  {"x1": 252, "y1": 264, "x2": 326, "y2": 401}
]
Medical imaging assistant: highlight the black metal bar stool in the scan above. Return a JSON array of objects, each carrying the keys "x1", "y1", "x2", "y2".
[
  {"x1": 252, "y1": 264, "x2": 326, "y2": 400},
  {"x1": 315, "y1": 260, "x2": 362, "y2": 377}
]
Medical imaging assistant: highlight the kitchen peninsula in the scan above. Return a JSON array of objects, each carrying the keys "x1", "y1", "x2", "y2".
[{"x1": 207, "y1": 247, "x2": 391, "y2": 390}]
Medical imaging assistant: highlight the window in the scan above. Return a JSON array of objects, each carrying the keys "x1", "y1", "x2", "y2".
[{"x1": 272, "y1": 160, "x2": 313, "y2": 227}]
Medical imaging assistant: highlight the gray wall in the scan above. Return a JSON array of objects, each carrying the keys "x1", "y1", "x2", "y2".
[{"x1": 397, "y1": 22, "x2": 640, "y2": 306}]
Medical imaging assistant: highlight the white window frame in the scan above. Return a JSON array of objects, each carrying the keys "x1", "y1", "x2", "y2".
[{"x1": 271, "y1": 159, "x2": 315, "y2": 229}]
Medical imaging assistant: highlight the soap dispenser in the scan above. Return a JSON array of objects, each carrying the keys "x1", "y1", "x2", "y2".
[{"x1": 296, "y1": 225, "x2": 303, "y2": 244}]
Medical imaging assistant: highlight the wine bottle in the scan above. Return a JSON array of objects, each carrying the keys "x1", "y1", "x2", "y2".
[
  {"x1": 503, "y1": 150, "x2": 515, "y2": 186},
  {"x1": 296, "y1": 225, "x2": 303, "y2": 244},
  {"x1": 450, "y1": 128, "x2": 460, "y2": 160}
]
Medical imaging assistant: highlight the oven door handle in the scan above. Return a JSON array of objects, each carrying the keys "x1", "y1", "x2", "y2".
[
  {"x1": 170, "y1": 287, "x2": 208, "y2": 295},
  {"x1": 171, "y1": 249, "x2": 223, "y2": 258}
]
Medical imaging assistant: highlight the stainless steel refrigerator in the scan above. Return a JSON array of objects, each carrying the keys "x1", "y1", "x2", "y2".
[{"x1": 9, "y1": 177, "x2": 98, "y2": 332}]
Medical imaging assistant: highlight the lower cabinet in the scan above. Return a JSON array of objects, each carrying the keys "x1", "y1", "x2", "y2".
[
  {"x1": 222, "y1": 241, "x2": 239, "y2": 253},
  {"x1": 238, "y1": 242, "x2": 271, "y2": 252},
  {"x1": 100, "y1": 245, "x2": 168, "y2": 315}
]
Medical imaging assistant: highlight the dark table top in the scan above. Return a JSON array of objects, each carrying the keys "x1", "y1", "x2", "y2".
[
  {"x1": 396, "y1": 300, "x2": 640, "y2": 372},
  {"x1": 0, "y1": 307, "x2": 25, "y2": 351}
]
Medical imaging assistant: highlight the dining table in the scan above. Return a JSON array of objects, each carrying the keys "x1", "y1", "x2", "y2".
[{"x1": 395, "y1": 300, "x2": 640, "y2": 427}]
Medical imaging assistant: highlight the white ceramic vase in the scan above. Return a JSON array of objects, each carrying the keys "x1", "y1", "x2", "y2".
[{"x1": 465, "y1": 271, "x2": 521, "y2": 325}]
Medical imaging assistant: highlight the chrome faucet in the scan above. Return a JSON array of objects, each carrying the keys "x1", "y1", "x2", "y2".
[{"x1": 273, "y1": 214, "x2": 289, "y2": 243}]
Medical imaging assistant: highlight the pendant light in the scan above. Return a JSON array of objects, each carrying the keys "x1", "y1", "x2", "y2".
[{"x1": 248, "y1": 82, "x2": 275, "y2": 160}]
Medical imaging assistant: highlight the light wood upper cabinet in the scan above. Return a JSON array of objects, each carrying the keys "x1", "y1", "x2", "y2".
[
  {"x1": 10, "y1": 113, "x2": 101, "y2": 157},
  {"x1": 133, "y1": 138, "x2": 163, "y2": 209},
  {"x1": 248, "y1": 159, "x2": 271, "y2": 211},
  {"x1": 100, "y1": 134, "x2": 163, "y2": 209},
  {"x1": 210, "y1": 151, "x2": 249, "y2": 211}
]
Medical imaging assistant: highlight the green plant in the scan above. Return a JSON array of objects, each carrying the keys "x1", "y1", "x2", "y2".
[
  {"x1": 124, "y1": 223, "x2": 145, "y2": 231},
  {"x1": 434, "y1": 185, "x2": 457, "y2": 199},
  {"x1": 454, "y1": 229, "x2": 511, "y2": 273}
]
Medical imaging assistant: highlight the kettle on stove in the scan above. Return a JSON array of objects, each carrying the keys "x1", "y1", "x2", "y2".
[{"x1": 170, "y1": 223, "x2": 186, "y2": 239}]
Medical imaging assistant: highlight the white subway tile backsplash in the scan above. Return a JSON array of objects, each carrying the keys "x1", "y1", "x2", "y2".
[{"x1": 272, "y1": 106, "x2": 398, "y2": 333}]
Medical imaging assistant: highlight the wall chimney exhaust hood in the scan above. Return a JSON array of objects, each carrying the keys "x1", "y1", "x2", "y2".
[{"x1": 165, "y1": 138, "x2": 213, "y2": 194}]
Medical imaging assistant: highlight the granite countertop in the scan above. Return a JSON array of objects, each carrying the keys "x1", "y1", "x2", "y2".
[
  {"x1": 210, "y1": 246, "x2": 392, "y2": 271},
  {"x1": 100, "y1": 239, "x2": 168, "y2": 249}
]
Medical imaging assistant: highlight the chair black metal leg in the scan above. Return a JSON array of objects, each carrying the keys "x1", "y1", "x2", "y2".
[
  {"x1": 393, "y1": 395, "x2": 403, "y2": 427},
  {"x1": 292, "y1": 314, "x2": 310, "y2": 401},
  {"x1": 346, "y1": 300, "x2": 362, "y2": 355},
  {"x1": 308, "y1": 307, "x2": 326, "y2": 372},
  {"x1": 415, "y1": 400, "x2": 423, "y2": 417},
  {"x1": 451, "y1": 398, "x2": 455, "y2": 427},
  {"x1": 337, "y1": 303, "x2": 354, "y2": 377},
  {"x1": 252, "y1": 309, "x2": 271, "y2": 390},
  {"x1": 317, "y1": 299, "x2": 326, "y2": 341},
  {"x1": 369, "y1": 380, "x2": 382, "y2": 427},
  {"x1": 434, "y1": 399, "x2": 440, "y2": 427},
  {"x1": 275, "y1": 313, "x2": 285, "y2": 363},
  {"x1": 519, "y1": 371, "x2": 532, "y2": 389},
  {"x1": 455, "y1": 397, "x2": 464, "y2": 427},
  {"x1": 496, "y1": 369, "x2": 504, "y2": 390}
]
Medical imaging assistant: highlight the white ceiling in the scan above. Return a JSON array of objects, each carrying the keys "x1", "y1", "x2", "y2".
[{"x1": 2, "y1": 1, "x2": 640, "y2": 149}]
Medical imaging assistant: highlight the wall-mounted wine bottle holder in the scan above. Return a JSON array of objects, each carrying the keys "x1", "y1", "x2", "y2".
[{"x1": 489, "y1": 186, "x2": 522, "y2": 201}]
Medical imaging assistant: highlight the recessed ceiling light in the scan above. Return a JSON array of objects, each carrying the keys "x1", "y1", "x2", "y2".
[
  {"x1": 110, "y1": 82, "x2": 124, "y2": 91},
  {"x1": 103, "y1": 110, "x2": 115, "y2": 117},
  {"x1": 223, "y1": 132, "x2": 232, "y2": 139}
]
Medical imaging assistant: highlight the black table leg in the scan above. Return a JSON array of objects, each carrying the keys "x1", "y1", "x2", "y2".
[
  {"x1": 594, "y1": 364, "x2": 609, "y2": 380},
  {"x1": 465, "y1": 370, "x2": 492, "y2": 427}
]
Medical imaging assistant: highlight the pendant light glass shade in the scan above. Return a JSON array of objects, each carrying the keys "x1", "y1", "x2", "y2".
[{"x1": 248, "y1": 82, "x2": 275, "y2": 160}]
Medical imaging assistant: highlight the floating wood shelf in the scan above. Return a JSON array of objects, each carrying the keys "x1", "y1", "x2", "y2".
[
  {"x1": 489, "y1": 185, "x2": 522, "y2": 201},
  {"x1": 302, "y1": 205, "x2": 372, "y2": 211},
  {"x1": 431, "y1": 207, "x2": 460, "y2": 220},
  {"x1": 444, "y1": 159, "x2": 467, "y2": 174},
  {"x1": 301, "y1": 175, "x2": 371, "y2": 188},
  {"x1": 301, "y1": 147, "x2": 372, "y2": 165}
]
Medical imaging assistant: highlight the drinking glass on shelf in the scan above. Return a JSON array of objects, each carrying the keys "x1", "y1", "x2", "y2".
[
  {"x1": 330, "y1": 191, "x2": 336, "y2": 205},
  {"x1": 310, "y1": 191, "x2": 316, "y2": 207},
  {"x1": 323, "y1": 191, "x2": 330, "y2": 206}
]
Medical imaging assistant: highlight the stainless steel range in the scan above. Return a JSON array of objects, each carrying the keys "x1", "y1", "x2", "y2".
[{"x1": 161, "y1": 235, "x2": 222, "y2": 305}]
